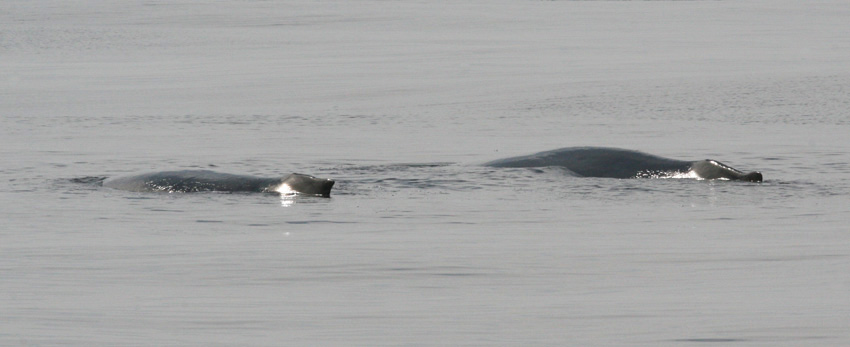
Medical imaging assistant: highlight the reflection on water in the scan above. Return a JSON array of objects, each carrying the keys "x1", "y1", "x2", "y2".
[{"x1": 280, "y1": 195, "x2": 296, "y2": 207}]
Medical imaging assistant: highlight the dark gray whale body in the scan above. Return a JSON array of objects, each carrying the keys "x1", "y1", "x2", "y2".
[
  {"x1": 485, "y1": 147, "x2": 762, "y2": 182},
  {"x1": 103, "y1": 170, "x2": 335, "y2": 197}
]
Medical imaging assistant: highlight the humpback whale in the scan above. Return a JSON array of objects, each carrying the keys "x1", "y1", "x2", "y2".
[
  {"x1": 484, "y1": 147, "x2": 762, "y2": 182},
  {"x1": 103, "y1": 170, "x2": 335, "y2": 197}
]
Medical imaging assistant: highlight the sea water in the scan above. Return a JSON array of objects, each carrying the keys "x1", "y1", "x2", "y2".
[{"x1": 2, "y1": 1, "x2": 849, "y2": 345}]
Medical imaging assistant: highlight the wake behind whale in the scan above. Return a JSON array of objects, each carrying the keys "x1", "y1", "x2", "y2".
[
  {"x1": 100, "y1": 170, "x2": 335, "y2": 197},
  {"x1": 484, "y1": 147, "x2": 763, "y2": 182}
]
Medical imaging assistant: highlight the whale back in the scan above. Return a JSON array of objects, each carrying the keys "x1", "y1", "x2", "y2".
[
  {"x1": 103, "y1": 170, "x2": 335, "y2": 195},
  {"x1": 485, "y1": 147, "x2": 692, "y2": 179},
  {"x1": 103, "y1": 170, "x2": 279, "y2": 193}
]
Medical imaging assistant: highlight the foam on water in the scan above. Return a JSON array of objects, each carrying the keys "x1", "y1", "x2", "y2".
[{"x1": 635, "y1": 169, "x2": 701, "y2": 180}]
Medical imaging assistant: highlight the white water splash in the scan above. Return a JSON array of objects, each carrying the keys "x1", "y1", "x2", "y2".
[{"x1": 635, "y1": 170, "x2": 702, "y2": 180}]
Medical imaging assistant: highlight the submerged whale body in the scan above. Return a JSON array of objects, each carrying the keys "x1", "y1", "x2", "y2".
[
  {"x1": 484, "y1": 147, "x2": 762, "y2": 182},
  {"x1": 103, "y1": 170, "x2": 335, "y2": 197}
]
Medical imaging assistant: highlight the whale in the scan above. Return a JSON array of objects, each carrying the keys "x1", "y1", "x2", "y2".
[
  {"x1": 102, "y1": 170, "x2": 335, "y2": 197},
  {"x1": 484, "y1": 147, "x2": 762, "y2": 182}
]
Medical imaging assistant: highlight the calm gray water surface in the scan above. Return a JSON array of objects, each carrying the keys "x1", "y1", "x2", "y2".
[{"x1": 2, "y1": 1, "x2": 849, "y2": 346}]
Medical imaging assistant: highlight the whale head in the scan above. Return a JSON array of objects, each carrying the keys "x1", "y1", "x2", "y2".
[
  {"x1": 740, "y1": 171, "x2": 763, "y2": 182},
  {"x1": 690, "y1": 160, "x2": 763, "y2": 182},
  {"x1": 276, "y1": 173, "x2": 335, "y2": 197}
]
